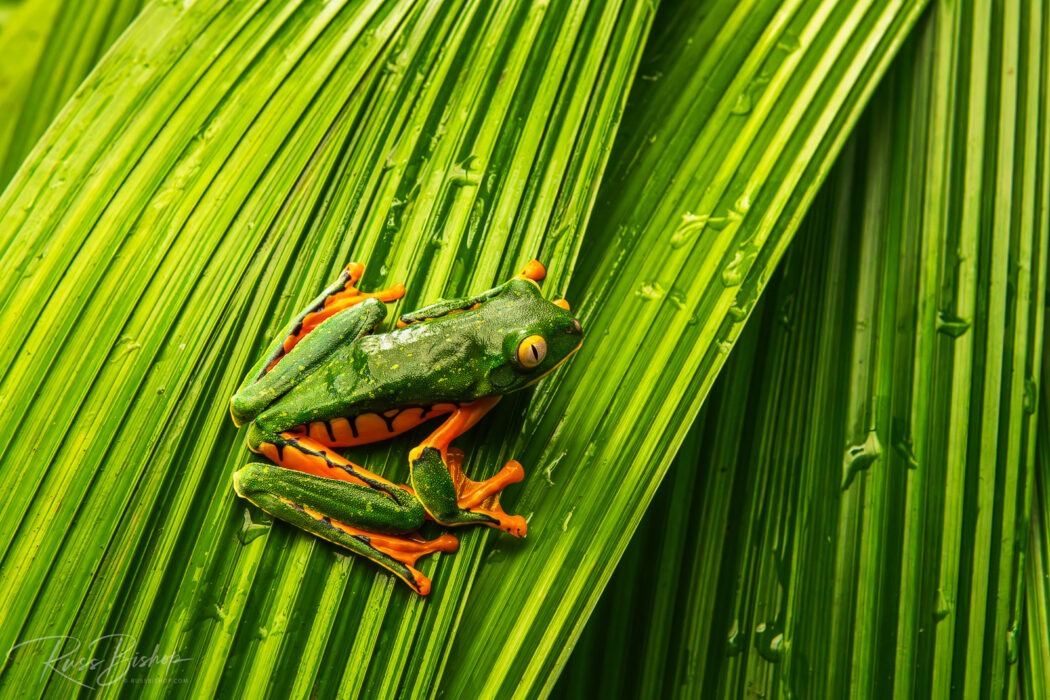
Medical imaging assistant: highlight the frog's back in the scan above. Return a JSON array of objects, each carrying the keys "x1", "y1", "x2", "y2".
[{"x1": 253, "y1": 322, "x2": 492, "y2": 436}]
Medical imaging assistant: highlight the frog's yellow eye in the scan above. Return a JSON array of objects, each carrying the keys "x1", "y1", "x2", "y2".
[{"x1": 517, "y1": 335, "x2": 547, "y2": 369}]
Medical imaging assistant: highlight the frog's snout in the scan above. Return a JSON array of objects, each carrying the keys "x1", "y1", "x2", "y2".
[{"x1": 570, "y1": 318, "x2": 582, "y2": 335}]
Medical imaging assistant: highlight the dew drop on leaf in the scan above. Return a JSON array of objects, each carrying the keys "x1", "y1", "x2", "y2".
[
  {"x1": 1006, "y1": 620, "x2": 1019, "y2": 663},
  {"x1": 841, "y1": 429, "x2": 882, "y2": 490},
  {"x1": 237, "y1": 507, "x2": 271, "y2": 545},
  {"x1": 1023, "y1": 377, "x2": 1037, "y2": 414},
  {"x1": 635, "y1": 280, "x2": 665, "y2": 300},
  {"x1": 726, "y1": 618, "x2": 744, "y2": 656},
  {"x1": 935, "y1": 312, "x2": 971, "y2": 338},
  {"x1": 669, "y1": 212, "x2": 707, "y2": 249},
  {"x1": 778, "y1": 31, "x2": 802, "y2": 53},
  {"x1": 934, "y1": 588, "x2": 951, "y2": 621},
  {"x1": 731, "y1": 92, "x2": 752, "y2": 115}
]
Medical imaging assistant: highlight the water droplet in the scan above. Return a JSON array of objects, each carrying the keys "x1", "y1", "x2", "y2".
[
  {"x1": 448, "y1": 155, "x2": 482, "y2": 186},
  {"x1": 732, "y1": 92, "x2": 752, "y2": 115},
  {"x1": 936, "y1": 312, "x2": 971, "y2": 338},
  {"x1": 670, "y1": 212, "x2": 707, "y2": 248},
  {"x1": 893, "y1": 437, "x2": 919, "y2": 469},
  {"x1": 667, "y1": 289, "x2": 687, "y2": 310},
  {"x1": 111, "y1": 335, "x2": 142, "y2": 362},
  {"x1": 706, "y1": 208, "x2": 742, "y2": 231},
  {"x1": 778, "y1": 295, "x2": 795, "y2": 329},
  {"x1": 728, "y1": 289, "x2": 757, "y2": 321},
  {"x1": 1006, "y1": 620, "x2": 1019, "y2": 663},
  {"x1": 726, "y1": 619, "x2": 744, "y2": 656},
  {"x1": 721, "y1": 242, "x2": 755, "y2": 287},
  {"x1": 841, "y1": 429, "x2": 882, "y2": 490},
  {"x1": 544, "y1": 451, "x2": 567, "y2": 485},
  {"x1": 562, "y1": 508, "x2": 574, "y2": 532},
  {"x1": 754, "y1": 621, "x2": 785, "y2": 662},
  {"x1": 237, "y1": 507, "x2": 271, "y2": 545},
  {"x1": 1023, "y1": 377, "x2": 1037, "y2": 414},
  {"x1": 778, "y1": 32, "x2": 802, "y2": 53},
  {"x1": 735, "y1": 193, "x2": 751, "y2": 213},
  {"x1": 635, "y1": 281, "x2": 666, "y2": 300},
  {"x1": 722, "y1": 260, "x2": 744, "y2": 287},
  {"x1": 934, "y1": 588, "x2": 951, "y2": 621}
]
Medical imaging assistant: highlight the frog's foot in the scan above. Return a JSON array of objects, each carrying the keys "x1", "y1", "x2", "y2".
[
  {"x1": 409, "y1": 446, "x2": 528, "y2": 537},
  {"x1": 445, "y1": 448, "x2": 528, "y2": 537},
  {"x1": 266, "y1": 262, "x2": 405, "y2": 372},
  {"x1": 405, "y1": 396, "x2": 527, "y2": 536},
  {"x1": 234, "y1": 462, "x2": 458, "y2": 595},
  {"x1": 308, "y1": 516, "x2": 458, "y2": 596}
]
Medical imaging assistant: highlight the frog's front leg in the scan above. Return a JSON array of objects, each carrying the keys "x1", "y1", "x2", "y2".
[
  {"x1": 409, "y1": 397, "x2": 529, "y2": 537},
  {"x1": 234, "y1": 425, "x2": 457, "y2": 595}
]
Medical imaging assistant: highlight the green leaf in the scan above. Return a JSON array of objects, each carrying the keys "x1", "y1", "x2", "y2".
[
  {"x1": 442, "y1": 0, "x2": 929, "y2": 695},
  {"x1": 1028, "y1": 347, "x2": 1050, "y2": 694},
  {"x1": 0, "y1": 0, "x2": 145, "y2": 189},
  {"x1": 559, "y1": 0, "x2": 1050, "y2": 696},
  {"x1": 0, "y1": 0, "x2": 653, "y2": 695}
]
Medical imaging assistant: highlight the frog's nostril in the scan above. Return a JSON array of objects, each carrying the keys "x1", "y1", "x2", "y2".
[{"x1": 571, "y1": 319, "x2": 582, "y2": 334}]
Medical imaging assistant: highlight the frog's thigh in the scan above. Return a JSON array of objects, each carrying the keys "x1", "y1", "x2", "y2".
[{"x1": 234, "y1": 464, "x2": 457, "y2": 595}]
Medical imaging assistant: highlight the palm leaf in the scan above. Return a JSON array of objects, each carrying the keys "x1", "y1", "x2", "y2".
[
  {"x1": 0, "y1": 0, "x2": 653, "y2": 694},
  {"x1": 561, "y1": 0, "x2": 1050, "y2": 696},
  {"x1": 0, "y1": 0, "x2": 977, "y2": 696},
  {"x1": 0, "y1": 0, "x2": 144, "y2": 188}
]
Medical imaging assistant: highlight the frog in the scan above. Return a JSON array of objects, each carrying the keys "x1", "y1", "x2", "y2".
[{"x1": 230, "y1": 260, "x2": 582, "y2": 595}]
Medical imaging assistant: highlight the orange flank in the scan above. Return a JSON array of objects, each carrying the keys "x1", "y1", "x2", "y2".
[
  {"x1": 257, "y1": 433, "x2": 401, "y2": 491},
  {"x1": 302, "y1": 405, "x2": 458, "y2": 448}
]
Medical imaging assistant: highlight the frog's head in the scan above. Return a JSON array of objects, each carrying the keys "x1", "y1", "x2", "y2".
[{"x1": 479, "y1": 261, "x2": 583, "y2": 392}]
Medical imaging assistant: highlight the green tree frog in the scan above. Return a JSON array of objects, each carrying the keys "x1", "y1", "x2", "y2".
[{"x1": 230, "y1": 260, "x2": 582, "y2": 594}]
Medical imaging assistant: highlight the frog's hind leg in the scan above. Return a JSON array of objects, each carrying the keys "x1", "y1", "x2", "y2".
[
  {"x1": 237, "y1": 427, "x2": 458, "y2": 595},
  {"x1": 408, "y1": 397, "x2": 529, "y2": 537}
]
